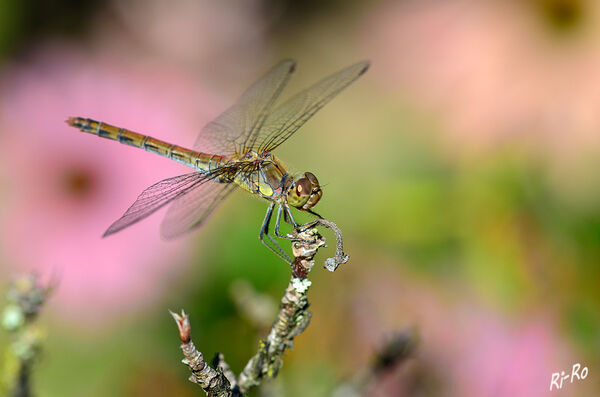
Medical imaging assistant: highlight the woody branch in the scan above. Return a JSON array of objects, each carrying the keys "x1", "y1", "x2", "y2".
[{"x1": 171, "y1": 221, "x2": 347, "y2": 396}]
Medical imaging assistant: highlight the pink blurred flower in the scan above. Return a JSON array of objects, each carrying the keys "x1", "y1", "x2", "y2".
[
  {"x1": 350, "y1": 269, "x2": 578, "y2": 397},
  {"x1": 364, "y1": 0, "x2": 600, "y2": 154},
  {"x1": 0, "y1": 46, "x2": 217, "y2": 325},
  {"x1": 450, "y1": 308, "x2": 553, "y2": 397},
  {"x1": 108, "y1": 0, "x2": 269, "y2": 78}
]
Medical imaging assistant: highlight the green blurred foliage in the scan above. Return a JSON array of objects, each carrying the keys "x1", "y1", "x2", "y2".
[
  {"x1": 1, "y1": 0, "x2": 600, "y2": 396},
  {"x1": 0, "y1": 0, "x2": 103, "y2": 57}
]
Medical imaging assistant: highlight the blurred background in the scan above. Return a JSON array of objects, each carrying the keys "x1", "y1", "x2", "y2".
[{"x1": 0, "y1": 0, "x2": 598, "y2": 396}]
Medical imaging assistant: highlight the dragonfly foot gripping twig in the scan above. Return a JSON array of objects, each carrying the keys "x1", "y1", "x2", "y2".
[
  {"x1": 294, "y1": 218, "x2": 349, "y2": 272},
  {"x1": 171, "y1": 225, "x2": 336, "y2": 396}
]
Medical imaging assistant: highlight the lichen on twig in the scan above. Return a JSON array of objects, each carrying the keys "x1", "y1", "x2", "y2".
[
  {"x1": 310, "y1": 218, "x2": 349, "y2": 272},
  {"x1": 171, "y1": 223, "x2": 343, "y2": 396}
]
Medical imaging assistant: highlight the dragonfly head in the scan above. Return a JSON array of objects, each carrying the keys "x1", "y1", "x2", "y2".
[{"x1": 287, "y1": 172, "x2": 322, "y2": 210}]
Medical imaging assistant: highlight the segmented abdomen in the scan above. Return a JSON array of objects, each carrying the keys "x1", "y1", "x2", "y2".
[{"x1": 67, "y1": 117, "x2": 226, "y2": 173}]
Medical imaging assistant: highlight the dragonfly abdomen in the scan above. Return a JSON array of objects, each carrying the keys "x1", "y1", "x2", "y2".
[{"x1": 67, "y1": 117, "x2": 225, "y2": 172}]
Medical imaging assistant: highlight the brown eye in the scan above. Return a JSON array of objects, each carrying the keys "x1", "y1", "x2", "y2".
[
  {"x1": 304, "y1": 172, "x2": 318, "y2": 186},
  {"x1": 295, "y1": 178, "x2": 310, "y2": 196}
]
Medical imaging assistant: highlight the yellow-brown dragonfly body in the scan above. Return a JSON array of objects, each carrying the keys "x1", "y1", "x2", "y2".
[{"x1": 67, "y1": 60, "x2": 368, "y2": 263}]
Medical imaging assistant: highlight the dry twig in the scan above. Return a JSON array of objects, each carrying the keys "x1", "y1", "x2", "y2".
[
  {"x1": 171, "y1": 224, "x2": 340, "y2": 396},
  {"x1": 1, "y1": 275, "x2": 52, "y2": 397}
]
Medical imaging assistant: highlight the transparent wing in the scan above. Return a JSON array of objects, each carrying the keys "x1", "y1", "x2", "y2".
[
  {"x1": 194, "y1": 59, "x2": 296, "y2": 155},
  {"x1": 103, "y1": 170, "x2": 231, "y2": 237},
  {"x1": 256, "y1": 61, "x2": 369, "y2": 153},
  {"x1": 160, "y1": 182, "x2": 237, "y2": 239}
]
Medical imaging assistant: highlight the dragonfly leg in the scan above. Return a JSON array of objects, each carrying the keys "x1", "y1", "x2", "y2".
[
  {"x1": 274, "y1": 203, "x2": 319, "y2": 244},
  {"x1": 284, "y1": 204, "x2": 299, "y2": 228},
  {"x1": 274, "y1": 204, "x2": 293, "y2": 239},
  {"x1": 306, "y1": 208, "x2": 323, "y2": 219},
  {"x1": 259, "y1": 202, "x2": 292, "y2": 264},
  {"x1": 275, "y1": 204, "x2": 302, "y2": 240}
]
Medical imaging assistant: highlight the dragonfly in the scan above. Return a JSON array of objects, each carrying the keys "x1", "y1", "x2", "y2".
[{"x1": 67, "y1": 59, "x2": 369, "y2": 264}]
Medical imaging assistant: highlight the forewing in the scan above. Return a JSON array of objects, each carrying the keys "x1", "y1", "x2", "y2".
[
  {"x1": 103, "y1": 171, "x2": 226, "y2": 237},
  {"x1": 160, "y1": 182, "x2": 237, "y2": 239},
  {"x1": 194, "y1": 59, "x2": 296, "y2": 155},
  {"x1": 256, "y1": 61, "x2": 369, "y2": 153}
]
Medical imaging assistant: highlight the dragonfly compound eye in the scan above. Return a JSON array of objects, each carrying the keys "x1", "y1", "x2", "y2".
[
  {"x1": 295, "y1": 178, "x2": 311, "y2": 197},
  {"x1": 301, "y1": 172, "x2": 322, "y2": 210},
  {"x1": 304, "y1": 172, "x2": 318, "y2": 186},
  {"x1": 287, "y1": 177, "x2": 311, "y2": 208}
]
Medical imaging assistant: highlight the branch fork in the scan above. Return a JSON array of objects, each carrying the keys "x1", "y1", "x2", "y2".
[{"x1": 171, "y1": 221, "x2": 348, "y2": 396}]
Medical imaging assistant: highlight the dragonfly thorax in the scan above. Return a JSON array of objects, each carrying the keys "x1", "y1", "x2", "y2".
[
  {"x1": 232, "y1": 152, "x2": 288, "y2": 201},
  {"x1": 286, "y1": 172, "x2": 322, "y2": 210},
  {"x1": 242, "y1": 150, "x2": 260, "y2": 161}
]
